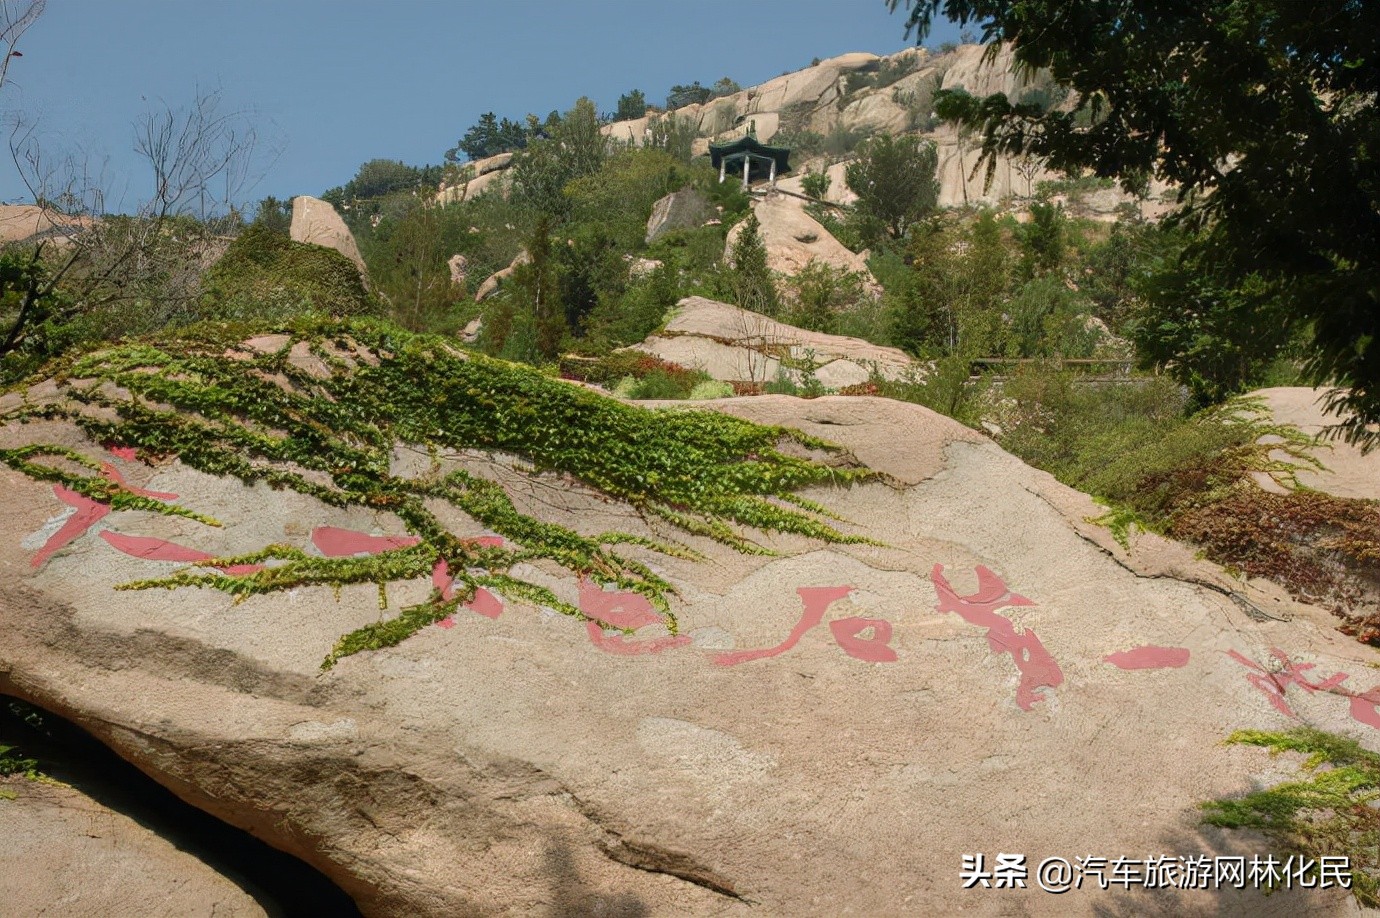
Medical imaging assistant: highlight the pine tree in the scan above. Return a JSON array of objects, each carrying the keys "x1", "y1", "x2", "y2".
[{"x1": 727, "y1": 214, "x2": 780, "y2": 318}]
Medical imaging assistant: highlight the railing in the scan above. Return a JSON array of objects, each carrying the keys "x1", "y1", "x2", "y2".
[{"x1": 968, "y1": 357, "x2": 1141, "y2": 381}]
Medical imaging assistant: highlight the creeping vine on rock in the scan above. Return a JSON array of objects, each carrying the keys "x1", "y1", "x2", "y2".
[{"x1": 0, "y1": 318, "x2": 872, "y2": 668}]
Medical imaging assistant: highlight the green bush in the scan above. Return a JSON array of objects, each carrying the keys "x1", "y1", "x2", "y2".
[
  {"x1": 1204, "y1": 728, "x2": 1380, "y2": 907},
  {"x1": 202, "y1": 224, "x2": 376, "y2": 322},
  {"x1": 689, "y1": 380, "x2": 734, "y2": 400},
  {"x1": 801, "y1": 167, "x2": 832, "y2": 200}
]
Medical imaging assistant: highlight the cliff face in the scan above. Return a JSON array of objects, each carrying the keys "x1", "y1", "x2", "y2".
[
  {"x1": 605, "y1": 43, "x2": 1076, "y2": 207},
  {"x1": 444, "y1": 44, "x2": 1162, "y2": 215}
]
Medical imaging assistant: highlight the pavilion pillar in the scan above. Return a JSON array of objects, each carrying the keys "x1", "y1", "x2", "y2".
[
  {"x1": 769, "y1": 158, "x2": 777, "y2": 187},
  {"x1": 719, "y1": 158, "x2": 726, "y2": 184},
  {"x1": 742, "y1": 155, "x2": 750, "y2": 189}
]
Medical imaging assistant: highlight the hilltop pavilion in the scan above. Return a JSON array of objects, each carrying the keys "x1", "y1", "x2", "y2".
[{"x1": 709, "y1": 126, "x2": 791, "y2": 189}]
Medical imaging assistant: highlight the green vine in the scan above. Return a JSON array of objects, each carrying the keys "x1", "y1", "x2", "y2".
[
  {"x1": 1203, "y1": 728, "x2": 1380, "y2": 906},
  {"x1": 1, "y1": 317, "x2": 873, "y2": 669}
]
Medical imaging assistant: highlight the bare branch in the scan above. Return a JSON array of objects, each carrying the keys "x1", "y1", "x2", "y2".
[{"x1": 0, "y1": 0, "x2": 44, "y2": 93}]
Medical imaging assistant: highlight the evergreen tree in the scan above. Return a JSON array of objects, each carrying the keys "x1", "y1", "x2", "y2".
[
  {"x1": 615, "y1": 89, "x2": 647, "y2": 121},
  {"x1": 727, "y1": 214, "x2": 780, "y2": 318},
  {"x1": 509, "y1": 218, "x2": 565, "y2": 360}
]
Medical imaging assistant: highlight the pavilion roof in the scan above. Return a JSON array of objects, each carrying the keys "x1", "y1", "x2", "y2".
[{"x1": 708, "y1": 134, "x2": 791, "y2": 173}]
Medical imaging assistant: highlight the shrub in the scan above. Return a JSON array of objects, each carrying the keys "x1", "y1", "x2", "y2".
[
  {"x1": 689, "y1": 380, "x2": 734, "y2": 400},
  {"x1": 801, "y1": 168, "x2": 832, "y2": 200},
  {"x1": 559, "y1": 350, "x2": 706, "y2": 395},
  {"x1": 202, "y1": 223, "x2": 376, "y2": 322}
]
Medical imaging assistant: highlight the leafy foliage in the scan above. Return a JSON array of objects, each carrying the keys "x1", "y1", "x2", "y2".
[
  {"x1": 201, "y1": 223, "x2": 377, "y2": 322},
  {"x1": 615, "y1": 89, "x2": 648, "y2": 121},
  {"x1": 987, "y1": 369, "x2": 1380, "y2": 632},
  {"x1": 845, "y1": 134, "x2": 940, "y2": 243},
  {"x1": 800, "y1": 167, "x2": 831, "y2": 201},
  {"x1": 0, "y1": 319, "x2": 871, "y2": 668},
  {"x1": 1131, "y1": 254, "x2": 1298, "y2": 408},
  {"x1": 446, "y1": 112, "x2": 542, "y2": 163},
  {"x1": 785, "y1": 261, "x2": 867, "y2": 335},
  {"x1": 510, "y1": 98, "x2": 609, "y2": 218},
  {"x1": 320, "y1": 159, "x2": 444, "y2": 211},
  {"x1": 894, "y1": 0, "x2": 1380, "y2": 448},
  {"x1": 725, "y1": 214, "x2": 780, "y2": 318},
  {"x1": 1204, "y1": 728, "x2": 1380, "y2": 907}
]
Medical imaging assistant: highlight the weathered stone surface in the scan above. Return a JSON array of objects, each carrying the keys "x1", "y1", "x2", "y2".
[
  {"x1": 724, "y1": 193, "x2": 877, "y2": 290},
  {"x1": 1250, "y1": 387, "x2": 1380, "y2": 501},
  {"x1": 0, "y1": 780, "x2": 266, "y2": 917},
  {"x1": 0, "y1": 204, "x2": 93, "y2": 246},
  {"x1": 938, "y1": 42, "x2": 1027, "y2": 100},
  {"x1": 594, "y1": 44, "x2": 1169, "y2": 214},
  {"x1": 473, "y1": 249, "x2": 528, "y2": 302},
  {"x1": 1, "y1": 370, "x2": 1366, "y2": 916},
  {"x1": 290, "y1": 195, "x2": 367, "y2": 277},
  {"x1": 447, "y1": 252, "x2": 468, "y2": 286},
  {"x1": 435, "y1": 152, "x2": 514, "y2": 205},
  {"x1": 645, "y1": 189, "x2": 712, "y2": 244},
  {"x1": 777, "y1": 160, "x2": 858, "y2": 206},
  {"x1": 629, "y1": 297, "x2": 912, "y2": 387}
]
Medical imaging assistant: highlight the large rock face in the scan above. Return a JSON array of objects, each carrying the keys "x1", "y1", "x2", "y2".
[
  {"x1": 290, "y1": 195, "x2": 368, "y2": 277},
  {"x1": 645, "y1": 189, "x2": 712, "y2": 243},
  {"x1": 436, "y1": 151, "x2": 514, "y2": 205},
  {"x1": 595, "y1": 43, "x2": 1160, "y2": 212},
  {"x1": 0, "y1": 204, "x2": 93, "y2": 246},
  {"x1": 0, "y1": 333, "x2": 1370, "y2": 916}
]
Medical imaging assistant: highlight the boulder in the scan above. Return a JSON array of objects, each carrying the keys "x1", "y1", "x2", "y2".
[
  {"x1": 436, "y1": 152, "x2": 514, "y2": 204},
  {"x1": 776, "y1": 160, "x2": 858, "y2": 207},
  {"x1": 632, "y1": 296, "x2": 915, "y2": 385},
  {"x1": 627, "y1": 256, "x2": 662, "y2": 279},
  {"x1": 0, "y1": 333, "x2": 1366, "y2": 916},
  {"x1": 938, "y1": 42, "x2": 1027, "y2": 100},
  {"x1": 473, "y1": 249, "x2": 528, "y2": 302},
  {"x1": 601, "y1": 115, "x2": 653, "y2": 145},
  {"x1": 838, "y1": 91, "x2": 913, "y2": 136},
  {"x1": 289, "y1": 196, "x2": 367, "y2": 277},
  {"x1": 0, "y1": 204, "x2": 93, "y2": 246},
  {"x1": 745, "y1": 52, "x2": 879, "y2": 117},
  {"x1": 724, "y1": 193, "x2": 878, "y2": 291},
  {"x1": 645, "y1": 189, "x2": 712, "y2": 244},
  {"x1": 1, "y1": 780, "x2": 266, "y2": 916},
  {"x1": 447, "y1": 253, "x2": 468, "y2": 286}
]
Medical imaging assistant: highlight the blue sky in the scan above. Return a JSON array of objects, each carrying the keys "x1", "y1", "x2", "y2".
[{"x1": 0, "y1": 1, "x2": 962, "y2": 211}]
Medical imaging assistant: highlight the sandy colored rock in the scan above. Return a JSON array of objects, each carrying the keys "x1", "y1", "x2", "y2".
[
  {"x1": 633, "y1": 296, "x2": 915, "y2": 386},
  {"x1": 0, "y1": 204, "x2": 93, "y2": 246},
  {"x1": 1250, "y1": 387, "x2": 1380, "y2": 501},
  {"x1": 0, "y1": 780, "x2": 266, "y2": 917},
  {"x1": 601, "y1": 114, "x2": 653, "y2": 145},
  {"x1": 645, "y1": 189, "x2": 712, "y2": 243},
  {"x1": 447, "y1": 252, "x2": 467, "y2": 286},
  {"x1": 2, "y1": 373, "x2": 1370, "y2": 916},
  {"x1": 725, "y1": 192, "x2": 878, "y2": 290},
  {"x1": 838, "y1": 90, "x2": 913, "y2": 135},
  {"x1": 290, "y1": 195, "x2": 367, "y2": 276},
  {"x1": 634, "y1": 333, "x2": 783, "y2": 385},
  {"x1": 745, "y1": 52, "x2": 879, "y2": 117},
  {"x1": 436, "y1": 152, "x2": 514, "y2": 204},
  {"x1": 939, "y1": 42, "x2": 1028, "y2": 100},
  {"x1": 777, "y1": 159, "x2": 858, "y2": 206},
  {"x1": 473, "y1": 248, "x2": 528, "y2": 302}
]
